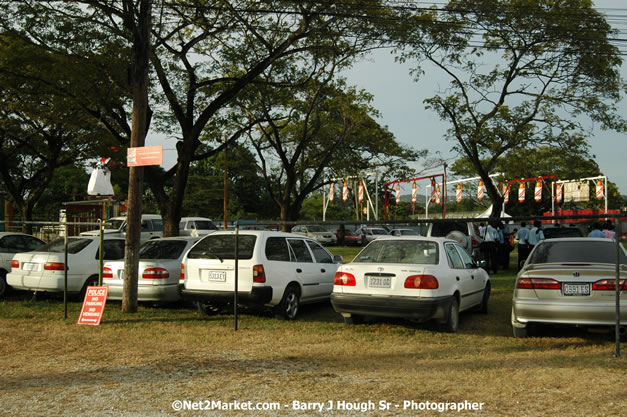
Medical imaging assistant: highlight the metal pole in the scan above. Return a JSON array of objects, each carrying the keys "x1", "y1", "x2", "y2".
[
  {"x1": 98, "y1": 218, "x2": 104, "y2": 286},
  {"x1": 234, "y1": 221, "x2": 239, "y2": 331},
  {"x1": 63, "y1": 223, "x2": 68, "y2": 320},
  {"x1": 615, "y1": 217, "x2": 621, "y2": 358}
]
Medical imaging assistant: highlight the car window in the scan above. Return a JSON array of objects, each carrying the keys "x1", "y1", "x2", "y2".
[
  {"x1": 41, "y1": 238, "x2": 93, "y2": 254},
  {"x1": 353, "y1": 240, "x2": 438, "y2": 264},
  {"x1": 372, "y1": 229, "x2": 388, "y2": 235},
  {"x1": 445, "y1": 243, "x2": 465, "y2": 269},
  {"x1": 104, "y1": 219, "x2": 125, "y2": 230},
  {"x1": 151, "y1": 219, "x2": 163, "y2": 231},
  {"x1": 306, "y1": 241, "x2": 333, "y2": 263},
  {"x1": 187, "y1": 234, "x2": 256, "y2": 260},
  {"x1": 456, "y1": 244, "x2": 475, "y2": 268},
  {"x1": 99, "y1": 240, "x2": 125, "y2": 260},
  {"x1": 527, "y1": 240, "x2": 627, "y2": 265},
  {"x1": 139, "y1": 240, "x2": 188, "y2": 259},
  {"x1": 265, "y1": 237, "x2": 291, "y2": 262},
  {"x1": 287, "y1": 239, "x2": 313, "y2": 263},
  {"x1": 431, "y1": 221, "x2": 468, "y2": 237},
  {"x1": 194, "y1": 220, "x2": 217, "y2": 230},
  {"x1": 0, "y1": 235, "x2": 27, "y2": 253},
  {"x1": 140, "y1": 220, "x2": 151, "y2": 231},
  {"x1": 308, "y1": 225, "x2": 326, "y2": 232},
  {"x1": 179, "y1": 221, "x2": 187, "y2": 230}
]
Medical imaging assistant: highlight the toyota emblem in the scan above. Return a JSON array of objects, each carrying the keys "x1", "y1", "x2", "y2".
[{"x1": 573, "y1": 272, "x2": 580, "y2": 277}]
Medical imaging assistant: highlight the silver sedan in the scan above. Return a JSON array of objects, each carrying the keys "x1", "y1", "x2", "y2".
[{"x1": 511, "y1": 238, "x2": 626, "y2": 338}]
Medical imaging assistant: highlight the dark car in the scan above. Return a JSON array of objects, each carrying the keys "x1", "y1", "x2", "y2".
[{"x1": 542, "y1": 226, "x2": 584, "y2": 239}]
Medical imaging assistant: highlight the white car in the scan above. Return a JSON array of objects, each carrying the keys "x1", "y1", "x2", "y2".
[
  {"x1": 330, "y1": 236, "x2": 490, "y2": 332},
  {"x1": 80, "y1": 214, "x2": 163, "y2": 242},
  {"x1": 103, "y1": 237, "x2": 201, "y2": 303},
  {"x1": 181, "y1": 230, "x2": 342, "y2": 319},
  {"x1": 0, "y1": 232, "x2": 46, "y2": 297},
  {"x1": 7, "y1": 237, "x2": 125, "y2": 298},
  {"x1": 291, "y1": 225, "x2": 337, "y2": 245},
  {"x1": 355, "y1": 226, "x2": 389, "y2": 245},
  {"x1": 179, "y1": 217, "x2": 218, "y2": 236}
]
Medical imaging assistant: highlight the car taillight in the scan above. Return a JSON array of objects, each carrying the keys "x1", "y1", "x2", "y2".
[
  {"x1": 11, "y1": 260, "x2": 19, "y2": 269},
  {"x1": 143, "y1": 267, "x2": 169, "y2": 279},
  {"x1": 180, "y1": 264, "x2": 185, "y2": 282},
  {"x1": 334, "y1": 272, "x2": 356, "y2": 286},
  {"x1": 472, "y1": 237, "x2": 480, "y2": 249},
  {"x1": 516, "y1": 278, "x2": 561, "y2": 290},
  {"x1": 404, "y1": 274, "x2": 439, "y2": 289},
  {"x1": 253, "y1": 265, "x2": 266, "y2": 283},
  {"x1": 44, "y1": 262, "x2": 66, "y2": 271},
  {"x1": 102, "y1": 267, "x2": 113, "y2": 279},
  {"x1": 592, "y1": 279, "x2": 627, "y2": 291}
]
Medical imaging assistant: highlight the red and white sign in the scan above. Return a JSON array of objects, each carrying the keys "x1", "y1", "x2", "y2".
[
  {"x1": 411, "y1": 182, "x2": 417, "y2": 204},
  {"x1": 127, "y1": 145, "x2": 163, "y2": 167},
  {"x1": 477, "y1": 180, "x2": 485, "y2": 201},
  {"x1": 503, "y1": 184, "x2": 510, "y2": 204},
  {"x1": 518, "y1": 183, "x2": 525, "y2": 202},
  {"x1": 435, "y1": 185, "x2": 441, "y2": 205},
  {"x1": 596, "y1": 180, "x2": 604, "y2": 200},
  {"x1": 555, "y1": 183, "x2": 563, "y2": 203},
  {"x1": 430, "y1": 179, "x2": 437, "y2": 202},
  {"x1": 358, "y1": 181, "x2": 364, "y2": 203},
  {"x1": 77, "y1": 286, "x2": 108, "y2": 326},
  {"x1": 395, "y1": 183, "x2": 401, "y2": 204},
  {"x1": 456, "y1": 184, "x2": 462, "y2": 204},
  {"x1": 342, "y1": 181, "x2": 349, "y2": 202},
  {"x1": 534, "y1": 181, "x2": 542, "y2": 202},
  {"x1": 328, "y1": 183, "x2": 334, "y2": 202}
]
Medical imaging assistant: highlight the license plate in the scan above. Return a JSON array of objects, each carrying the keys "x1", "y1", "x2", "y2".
[
  {"x1": 563, "y1": 283, "x2": 590, "y2": 296},
  {"x1": 369, "y1": 276, "x2": 391, "y2": 288},
  {"x1": 205, "y1": 271, "x2": 226, "y2": 282},
  {"x1": 23, "y1": 262, "x2": 41, "y2": 272}
]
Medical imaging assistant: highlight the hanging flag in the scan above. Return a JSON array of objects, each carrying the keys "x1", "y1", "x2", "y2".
[
  {"x1": 456, "y1": 184, "x2": 462, "y2": 204},
  {"x1": 477, "y1": 180, "x2": 485, "y2": 201},
  {"x1": 358, "y1": 181, "x2": 364, "y2": 203},
  {"x1": 436, "y1": 185, "x2": 441, "y2": 205},
  {"x1": 411, "y1": 182, "x2": 417, "y2": 204},
  {"x1": 555, "y1": 183, "x2": 563, "y2": 203},
  {"x1": 430, "y1": 178, "x2": 437, "y2": 202},
  {"x1": 518, "y1": 183, "x2": 525, "y2": 202},
  {"x1": 328, "y1": 183, "x2": 334, "y2": 202},
  {"x1": 534, "y1": 181, "x2": 542, "y2": 202},
  {"x1": 395, "y1": 183, "x2": 401, "y2": 204},
  {"x1": 503, "y1": 184, "x2": 510, "y2": 204},
  {"x1": 342, "y1": 181, "x2": 348, "y2": 202},
  {"x1": 596, "y1": 180, "x2": 604, "y2": 200}
]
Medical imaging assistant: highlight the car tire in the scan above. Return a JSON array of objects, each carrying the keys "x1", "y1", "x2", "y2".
[
  {"x1": 343, "y1": 314, "x2": 364, "y2": 325},
  {"x1": 79, "y1": 275, "x2": 99, "y2": 300},
  {"x1": 441, "y1": 297, "x2": 459, "y2": 333},
  {"x1": 512, "y1": 325, "x2": 528, "y2": 338},
  {"x1": 0, "y1": 270, "x2": 7, "y2": 298},
  {"x1": 476, "y1": 282, "x2": 490, "y2": 314},
  {"x1": 274, "y1": 285, "x2": 300, "y2": 320},
  {"x1": 196, "y1": 301, "x2": 221, "y2": 315}
]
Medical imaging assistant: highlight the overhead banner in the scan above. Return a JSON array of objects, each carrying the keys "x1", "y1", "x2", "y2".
[
  {"x1": 456, "y1": 184, "x2": 462, "y2": 204},
  {"x1": 564, "y1": 181, "x2": 590, "y2": 202},
  {"x1": 127, "y1": 145, "x2": 163, "y2": 167},
  {"x1": 328, "y1": 183, "x2": 334, "y2": 202}
]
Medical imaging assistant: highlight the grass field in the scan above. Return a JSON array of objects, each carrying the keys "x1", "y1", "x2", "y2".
[{"x1": 0, "y1": 249, "x2": 625, "y2": 416}]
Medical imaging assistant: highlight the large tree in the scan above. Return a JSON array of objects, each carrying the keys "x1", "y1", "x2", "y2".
[{"x1": 399, "y1": 0, "x2": 626, "y2": 217}]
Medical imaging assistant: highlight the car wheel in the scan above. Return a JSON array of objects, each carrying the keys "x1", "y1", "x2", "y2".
[
  {"x1": 441, "y1": 297, "x2": 459, "y2": 333},
  {"x1": 79, "y1": 275, "x2": 99, "y2": 300},
  {"x1": 343, "y1": 314, "x2": 363, "y2": 325},
  {"x1": 476, "y1": 282, "x2": 490, "y2": 314},
  {"x1": 512, "y1": 325, "x2": 528, "y2": 338},
  {"x1": 196, "y1": 301, "x2": 220, "y2": 315},
  {"x1": 274, "y1": 285, "x2": 300, "y2": 320},
  {"x1": 0, "y1": 270, "x2": 7, "y2": 298}
]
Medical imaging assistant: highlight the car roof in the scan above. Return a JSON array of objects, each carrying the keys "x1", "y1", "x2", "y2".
[
  {"x1": 207, "y1": 230, "x2": 308, "y2": 238},
  {"x1": 181, "y1": 217, "x2": 213, "y2": 221},
  {"x1": 0, "y1": 232, "x2": 40, "y2": 238}
]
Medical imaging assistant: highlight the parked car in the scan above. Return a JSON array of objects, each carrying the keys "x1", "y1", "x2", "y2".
[
  {"x1": 426, "y1": 220, "x2": 482, "y2": 259},
  {"x1": 390, "y1": 228, "x2": 420, "y2": 236},
  {"x1": 355, "y1": 226, "x2": 389, "y2": 245},
  {"x1": 511, "y1": 238, "x2": 626, "y2": 338},
  {"x1": 0, "y1": 232, "x2": 46, "y2": 297},
  {"x1": 331, "y1": 236, "x2": 490, "y2": 332},
  {"x1": 103, "y1": 237, "x2": 201, "y2": 303},
  {"x1": 291, "y1": 225, "x2": 337, "y2": 245},
  {"x1": 541, "y1": 225, "x2": 584, "y2": 239},
  {"x1": 7, "y1": 237, "x2": 125, "y2": 298},
  {"x1": 340, "y1": 229, "x2": 363, "y2": 246},
  {"x1": 80, "y1": 214, "x2": 163, "y2": 242},
  {"x1": 179, "y1": 217, "x2": 218, "y2": 236},
  {"x1": 181, "y1": 231, "x2": 342, "y2": 319}
]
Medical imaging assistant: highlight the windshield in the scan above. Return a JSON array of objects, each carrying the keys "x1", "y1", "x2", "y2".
[
  {"x1": 187, "y1": 235, "x2": 256, "y2": 260},
  {"x1": 307, "y1": 226, "x2": 327, "y2": 232},
  {"x1": 371, "y1": 229, "x2": 388, "y2": 235},
  {"x1": 139, "y1": 240, "x2": 189, "y2": 260},
  {"x1": 194, "y1": 221, "x2": 218, "y2": 230},
  {"x1": 527, "y1": 240, "x2": 626, "y2": 265},
  {"x1": 353, "y1": 240, "x2": 439, "y2": 264},
  {"x1": 104, "y1": 219, "x2": 125, "y2": 230},
  {"x1": 40, "y1": 238, "x2": 93, "y2": 254}
]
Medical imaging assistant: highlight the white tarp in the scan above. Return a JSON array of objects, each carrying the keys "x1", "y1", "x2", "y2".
[
  {"x1": 87, "y1": 167, "x2": 114, "y2": 196},
  {"x1": 476, "y1": 205, "x2": 511, "y2": 218}
]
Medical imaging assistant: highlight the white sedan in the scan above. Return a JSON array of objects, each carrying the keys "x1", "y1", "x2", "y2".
[
  {"x1": 7, "y1": 237, "x2": 125, "y2": 298},
  {"x1": 103, "y1": 237, "x2": 200, "y2": 302},
  {"x1": 330, "y1": 236, "x2": 490, "y2": 332}
]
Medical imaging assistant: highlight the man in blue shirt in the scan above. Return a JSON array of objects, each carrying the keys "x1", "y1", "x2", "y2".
[
  {"x1": 588, "y1": 222, "x2": 605, "y2": 238},
  {"x1": 515, "y1": 222, "x2": 530, "y2": 269},
  {"x1": 527, "y1": 220, "x2": 545, "y2": 247}
]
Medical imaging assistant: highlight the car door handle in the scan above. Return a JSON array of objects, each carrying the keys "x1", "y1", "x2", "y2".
[
  {"x1": 321, "y1": 268, "x2": 326, "y2": 273},
  {"x1": 296, "y1": 268, "x2": 302, "y2": 273},
  {"x1": 471, "y1": 275, "x2": 475, "y2": 279},
  {"x1": 456, "y1": 276, "x2": 460, "y2": 281}
]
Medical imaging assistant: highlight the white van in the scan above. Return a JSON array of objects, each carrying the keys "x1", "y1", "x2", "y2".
[
  {"x1": 180, "y1": 230, "x2": 342, "y2": 319},
  {"x1": 179, "y1": 217, "x2": 218, "y2": 236},
  {"x1": 80, "y1": 214, "x2": 163, "y2": 243}
]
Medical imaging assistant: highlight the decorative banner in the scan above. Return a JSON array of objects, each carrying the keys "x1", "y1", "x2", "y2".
[
  {"x1": 411, "y1": 182, "x2": 417, "y2": 204},
  {"x1": 456, "y1": 183, "x2": 462, "y2": 204},
  {"x1": 127, "y1": 145, "x2": 163, "y2": 167},
  {"x1": 534, "y1": 181, "x2": 542, "y2": 202},
  {"x1": 328, "y1": 183, "x2": 334, "y2": 202},
  {"x1": 395, "y1": 183, "x2": 401, "y2": 204},
  {"x1": 430, "y1": 178, "x2": 437, "y2": 202},
  {"x1": 358, "y1": 181, "x2": 364, "y2": 203},
  {"x1": 342, "y1": 181, "x2": 348, "y2": 202},
  {"x1": 596, "y1": 180, "x2": 604, "y2": 200},
  {"x1": 477, "y1": 180, "x2": 485, "y2": 201},
  {"x1": 503, "y1": 184, "x2": 510, "y2": 204},
  {"x1": 518, "y1": 183, "x2": 525, "y2": 202},
  {"x1": 436, "y1": 185, "x2": 441, "y2": 205},
  {"x1": 555, "y1": 183, "x2": 562, "y2": 203}
]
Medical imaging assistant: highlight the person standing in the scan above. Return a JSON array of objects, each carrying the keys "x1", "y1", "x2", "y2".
[
  {"x1": 602, "y1": 221, "x2": 616, "y2": 239},
  {"x1": 528, "y1": 220, "x2": 545, "y2": 248},
  {"x1": 516, "y1": 222, "x2": 530, "y2": 270},
  {"x1": 588, "y1": 222, "x2": 605, "y2": 238},
  {"x1": 481, "y1": 221, "x2": 499, "y2": 274}
]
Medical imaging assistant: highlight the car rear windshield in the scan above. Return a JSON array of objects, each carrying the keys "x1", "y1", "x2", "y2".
[
  {"x1": 139, "y1": 240, "x2": 189, "y2": 259},
  {"x1": 186, "y1": 235, "x2": 256, "y2": 260},
  {"x1": 542, "y1": 227, "x2": 584, "y2": 239},
  {"x1": 353, "y1": 240, "x2": 439, "y2": 264},
  {"x1": 527, "y1": 240, "x2": 627, "y2": 265},
  {"x1": 40, "y1": 238, "x2": 93, "y2": 254},
  {"x1": 194, "y1": 221, "x2": 218, "y2": 230}
]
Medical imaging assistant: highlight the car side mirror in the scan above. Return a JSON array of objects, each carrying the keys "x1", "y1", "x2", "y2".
[
  {"x1": 333, "y1": 255, "x2": 344, "y2": 264},
  {"x1": 476, "y1": 259, "x2": 488, "y2": 269}
]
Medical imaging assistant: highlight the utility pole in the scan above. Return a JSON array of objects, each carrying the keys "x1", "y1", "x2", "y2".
[{"x1": 122, "y1": 0, "x2": 152, "y2": 313}]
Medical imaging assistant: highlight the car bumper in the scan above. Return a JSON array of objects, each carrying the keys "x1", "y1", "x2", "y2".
[
  {"x1": 330, "y1": 293, "x2": 453, "y2": 322},
  {"x1": 6, "y1": 272, "x2": 84, "y2": 293},
  {"x1": 106, "y1": 283, "x2": 181, "y2": 302},
  {"x1": 512, "y1": 297, "x2": 627, "y2": 327},
  {"x1": 181, "y1": 286, "x2": 273, "y2": 306}
]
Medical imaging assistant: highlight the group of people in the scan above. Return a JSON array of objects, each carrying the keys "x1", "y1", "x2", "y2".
[
  {"x1": 514, "y1": 220, "x2": 545, "y2": 270},
  {"x1": 587, "y1": 221, "x2": 617, "y2": 239},
  {"x1": 478, "y1": 220, "x2": 512, "y2": 274}
]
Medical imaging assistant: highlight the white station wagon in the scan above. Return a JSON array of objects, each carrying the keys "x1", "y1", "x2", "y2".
[
  {"x1": 181, "y1": 230, "x2": 342, "y2": 319},
  {"x1": 331, "y1": 236, "x2": 490, "y2": 332}
]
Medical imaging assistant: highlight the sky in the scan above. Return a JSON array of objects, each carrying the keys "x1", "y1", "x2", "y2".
[{"x1": 339, "y1": 0, "x2": 627, "y2": 197}]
